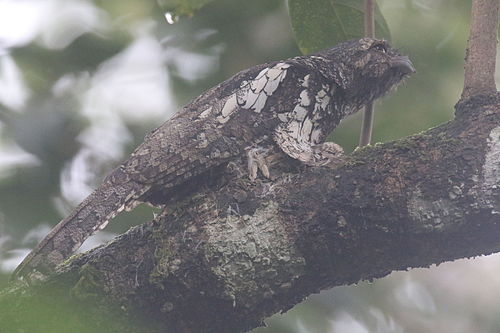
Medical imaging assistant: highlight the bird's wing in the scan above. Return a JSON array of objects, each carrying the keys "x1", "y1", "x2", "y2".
[
  {"x1": 121, "y1": 61, "x2": 296, "y2": 187},
  {"x1": 11, "y1": 61, "x2": 294, "y2": 279}
]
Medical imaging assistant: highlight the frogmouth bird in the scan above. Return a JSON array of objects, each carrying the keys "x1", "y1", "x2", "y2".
[{"x1": 12, "y1": 37, "x2": 414, "y2": 280}]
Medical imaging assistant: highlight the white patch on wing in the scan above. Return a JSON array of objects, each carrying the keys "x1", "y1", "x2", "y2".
[
  {"x1": 299, "y1": 90, "x2": 310, "y2": 106},
  {"x1": 252, "y1": 92, "x2": 268, "y2": 113},
  {"x1": 198, "y1": 106, "x2": 213, "y2": 119},
  {"x1": 216, "y1": 116, "x2": 230, "y2": 124},
  {"x1": 221, "y1": 94, "x2": 238, "y2": 118},
  {"x1": 316, "y1": 89, "x2": 327, "y2": 99},
  {"x1": 255, "y1": 68, "x2": 269, "y2": 80},
  {"x1": 240, "y1": 62, "x2": 290, "y2": 113},
  {"x1": 215, "y1": 92, "x2": 238, "y2": 124},
  {"x1": 263, "y1": 75, "x2": 281, "y2": 95},
  {"x1": 278, "y1": 113, "x2": 288, "y2": 122},
  {"x1": 216, "y1": 62, "x2": 290, "y2": 123},
  {"x1": 276, "y1": 62, "x2": 290, "y2": 70},
  {"x1": 292, "y1": 105, "x2": 308, "y2": 122},
  {"x1": 266, "y1": 68, "x2": 284, "y2": 81},
  {"x1": 300, "y1": 118, "x2": 313, "y2": 138},
  {"x1": 251, "y1": 75, "x2": 268, "y2": 94},
  {"x1": 277, "y1": 69, "x2": 288, "y2": 82},
  {"x1": 301, "y1": 74, "x2": 310, "y2": 88},
  {"x1": 241, "y1": 89, "x2": 259, "y2": 109}
]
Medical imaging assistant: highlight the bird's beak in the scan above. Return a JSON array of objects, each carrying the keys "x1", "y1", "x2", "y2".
[{"x1": 391, "y1": 56, "x2": 416, "y2": 75}]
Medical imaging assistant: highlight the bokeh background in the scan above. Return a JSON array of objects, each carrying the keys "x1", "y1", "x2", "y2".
[{"x1": 0, "y1": 0, "x2": 499, "y2": 332}]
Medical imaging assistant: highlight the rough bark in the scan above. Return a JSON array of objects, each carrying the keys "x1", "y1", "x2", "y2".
[{"x1": 2, "y1": 93, "x2": 499, "y2": 333}]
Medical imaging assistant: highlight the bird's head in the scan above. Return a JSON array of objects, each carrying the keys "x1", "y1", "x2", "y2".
[{"x1": 317, "y1": 37, "x2": 415, "y2": 111}]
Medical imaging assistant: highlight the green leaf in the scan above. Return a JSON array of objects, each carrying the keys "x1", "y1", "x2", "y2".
[
  {"x1": 288, "y1": 0, "x2": 391, "y2": 54},
  {"x1": 157, "y1": 0, "x2": 215, "y2": 16}
]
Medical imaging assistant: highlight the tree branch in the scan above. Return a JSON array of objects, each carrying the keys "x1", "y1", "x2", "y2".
[
  {"x1": 461, "y1": 0, "x2": 499, "y2": 100},
  {"x1": 2, "y1": 93, "x2": 500, "y2": 333}
]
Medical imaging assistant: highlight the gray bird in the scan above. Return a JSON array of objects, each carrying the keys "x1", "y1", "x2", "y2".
[{"x1": 12, "y1": 37, "x2": 414, "y2": 280}]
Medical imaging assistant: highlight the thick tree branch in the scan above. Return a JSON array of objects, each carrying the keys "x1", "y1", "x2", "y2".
[
  {"x1": 462, "y1": 0, "x2": 499, "y2": 100},
  {"x1": 2, "y1": 93, "x2": 500, "y2": 333}
]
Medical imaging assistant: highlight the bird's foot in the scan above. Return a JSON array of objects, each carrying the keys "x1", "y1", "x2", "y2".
[{"x1": 246, "y1": 147, "x2": 271, "y2": 180}]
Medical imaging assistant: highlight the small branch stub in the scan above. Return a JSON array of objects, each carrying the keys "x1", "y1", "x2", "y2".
[
  {"x1": 363, "y1": 0, "x2": 375, "y2": 37},
  {"x1": 359, "y1": 0, "x2": 376, "y2": 147},
  {"x1": 461, "y1": 0, "x2": 500, "y2": 100}
]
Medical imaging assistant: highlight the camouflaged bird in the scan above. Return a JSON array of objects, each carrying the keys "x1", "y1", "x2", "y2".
[{"x1": 13, "y1": 37, "x2": 414, "y2": 280}]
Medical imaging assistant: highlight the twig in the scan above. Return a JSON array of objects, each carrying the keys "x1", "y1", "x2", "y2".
[
  {"x1": 359, "y1": 0, "x2": 376, "y2": 146},
  {"x1": 461, "y1": 0, "x2": 500, "y2": 100}
]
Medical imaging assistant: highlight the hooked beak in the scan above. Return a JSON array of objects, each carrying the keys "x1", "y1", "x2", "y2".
[{"x1": 391, "y1": 56, "x2": 416, "y2": 75}]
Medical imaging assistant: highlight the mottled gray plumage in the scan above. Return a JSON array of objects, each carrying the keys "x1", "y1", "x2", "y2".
[{"x1": 13, "y1": 37, "x2": 414, "y2": 280}]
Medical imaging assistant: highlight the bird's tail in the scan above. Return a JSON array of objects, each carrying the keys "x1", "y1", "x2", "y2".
[{"x1": 11, "y1": 178, "x2": 148, "y2": 280}]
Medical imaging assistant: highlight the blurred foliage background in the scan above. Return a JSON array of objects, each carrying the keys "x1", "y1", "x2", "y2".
[{"x1": 0, "y1": 0, "x2": 499, "y2": 332}]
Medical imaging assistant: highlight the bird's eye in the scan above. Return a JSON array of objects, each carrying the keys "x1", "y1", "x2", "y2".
[{"x1": 371, "y1": 43, "x2": 387, "y2": 53}]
